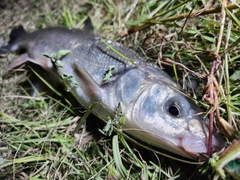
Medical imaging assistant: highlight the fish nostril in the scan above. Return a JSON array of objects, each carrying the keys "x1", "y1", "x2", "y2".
[{"x1": 168, "y1": 105, "x2": 180, "y2": 116}]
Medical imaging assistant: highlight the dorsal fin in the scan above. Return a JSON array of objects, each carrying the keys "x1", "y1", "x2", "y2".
[{"x1": 83, "y1": 17, "x2": 94, "y2": 32}]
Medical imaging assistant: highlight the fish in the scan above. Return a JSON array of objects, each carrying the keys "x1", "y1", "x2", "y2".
[{"x1": 0, "y1": 25, "x2": 225, "y2": 160}]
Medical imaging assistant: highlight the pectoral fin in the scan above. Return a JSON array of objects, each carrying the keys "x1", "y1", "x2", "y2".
[{"x1": 72, "y1": 61, "x2": 103, "y2": 100}]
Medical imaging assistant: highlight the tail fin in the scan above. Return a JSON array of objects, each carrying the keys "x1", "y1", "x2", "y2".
[
  {"x1": 0, "y1": 46, "x2": 10, "y2": 54},
  {"x1": 0, "y1": 25, "x2": 27, "y2": 54},
  {"x1": 8, "y1": 25, "x2": 27, "y2": 45}
]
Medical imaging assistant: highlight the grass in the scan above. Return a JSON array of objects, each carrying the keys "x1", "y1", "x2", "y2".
[{"x1": 0, "y1": 0, "x2": 240, "y2": 179}]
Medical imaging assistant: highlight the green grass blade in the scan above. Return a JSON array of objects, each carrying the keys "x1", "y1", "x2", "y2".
[{"x1": 112, "y1": 135, "x2": 127, "y2": 178}]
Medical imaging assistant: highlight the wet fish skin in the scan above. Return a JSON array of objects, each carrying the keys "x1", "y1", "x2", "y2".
[{"x1": 1, "y1": 26, "x2": 225, "y2": 160}]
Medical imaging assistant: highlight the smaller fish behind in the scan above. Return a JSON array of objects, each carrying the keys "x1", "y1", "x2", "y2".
[{"x1": 1, "y1": 25, "x2": 225, "y2": 160}]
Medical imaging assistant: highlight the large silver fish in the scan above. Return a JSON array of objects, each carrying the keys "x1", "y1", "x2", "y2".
[{"x1": 0, "y1": 25, "x2": 225, "y2": 160}]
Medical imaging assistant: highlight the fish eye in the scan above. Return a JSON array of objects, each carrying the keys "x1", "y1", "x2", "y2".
[
  {"x1": 165, "y1": 98, "x2": 185, "y2": 117},
  {"x1": 168, "y1": 104, "x2": 181, "y2": 116}
]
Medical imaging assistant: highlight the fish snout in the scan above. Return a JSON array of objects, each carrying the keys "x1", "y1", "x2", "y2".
[{"x1": 180, "y1": 118, "x2": 225, "y2": 159}]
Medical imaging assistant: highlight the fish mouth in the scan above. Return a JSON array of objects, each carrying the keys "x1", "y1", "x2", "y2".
[
  {"x1": 180, "y1": 135, "x2": 225, "y2": 160},
  {"x1": 181, "y1": 137, "x2": 207, "y2": 154}
]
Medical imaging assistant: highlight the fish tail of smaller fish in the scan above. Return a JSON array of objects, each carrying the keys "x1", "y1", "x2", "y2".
[{"x1": 0, "y1": 25, "x2": 27, "y2": 54}]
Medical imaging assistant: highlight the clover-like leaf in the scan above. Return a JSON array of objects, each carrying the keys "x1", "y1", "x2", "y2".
[{"x1": 103, "y1": 65, "x2": 115, "y2": 81}]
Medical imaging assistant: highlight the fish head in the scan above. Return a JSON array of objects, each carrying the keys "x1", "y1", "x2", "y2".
[{"x1": 122, "y1": 65, "x2": 225, "y2": 160}]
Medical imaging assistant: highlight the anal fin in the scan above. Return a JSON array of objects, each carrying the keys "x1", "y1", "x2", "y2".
[{"x1": 7, "y1": 53, "x2": 53, "y2": 72}]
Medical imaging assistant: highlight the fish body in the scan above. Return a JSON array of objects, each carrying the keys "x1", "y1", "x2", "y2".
[{"x1": 1, "y1": 25, "x2": 225, "y2": 160}]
